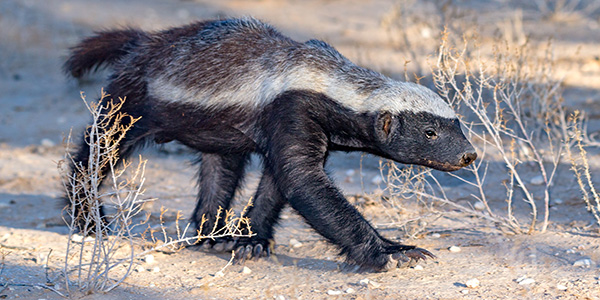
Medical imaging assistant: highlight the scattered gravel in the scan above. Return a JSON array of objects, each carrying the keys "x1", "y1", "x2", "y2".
[
  {"x1": 516, "y1": 277, "x2": 535, "y2": 285},
  {"x1": 465, "y1": 278, "x2": 480, "y2": 288},
  {"x1": 573, "y1": 258, "x2": 593, "y2": 267},
  {"x1": 474, "y1": 201, "x2": 486, "y2": 211},
  {"x1": 289, "y1": 238, "x2": 303, "y2": 248},
  {"x1": 371, "y1": 175, "x2": 383, "y2": 185},
  {"x1": 448, "y1": 246, "x2": 461, "y2": 252},
  {"x1": 530, "y1": 175, "x2": 544, "y2": 185},
  {"x1": 40, "y1": 138, "x2": 55, "y2": 147},
  {"x1": 144, "y1": 254, "x2": 155, "y2": 264}
]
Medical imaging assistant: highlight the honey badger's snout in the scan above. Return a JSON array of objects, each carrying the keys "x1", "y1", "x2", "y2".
[{"x1": 459, "y1": 150, "x2": 477, "y2": 167}]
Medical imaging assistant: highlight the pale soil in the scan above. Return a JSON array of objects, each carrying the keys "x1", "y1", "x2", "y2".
[{"x1": 1, "y1": 0, "x2": 600, "y2": 299}]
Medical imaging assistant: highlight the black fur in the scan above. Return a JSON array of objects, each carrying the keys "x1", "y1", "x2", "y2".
[{"x1": 64, "y1": 18, "x2": 476, "y2": 271}]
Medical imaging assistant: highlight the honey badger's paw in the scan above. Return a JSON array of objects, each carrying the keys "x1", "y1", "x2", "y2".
[
  {"x1": 383, "y1": 245, "x2": 436, "y2": 270},
  {"x1": 205, "y1": 237, "x2": 275, "y2": 262},
  {"x1": 233, "y1": 239, "x2": 275, "y2": 263}
]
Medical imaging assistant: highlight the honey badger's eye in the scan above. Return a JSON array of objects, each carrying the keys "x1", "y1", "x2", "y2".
[{"x1": 425, "y1": 129, "x2": 437, "y2": 139}]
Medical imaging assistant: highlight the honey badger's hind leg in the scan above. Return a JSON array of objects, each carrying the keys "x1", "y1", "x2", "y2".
[{"x1": 192, "y1": 152, "x2": 250, "y2": 245}]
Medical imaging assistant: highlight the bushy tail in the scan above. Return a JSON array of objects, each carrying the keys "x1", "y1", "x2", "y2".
[{"x1": 64, "y1": 29, "x2": 144, "y2": 78}]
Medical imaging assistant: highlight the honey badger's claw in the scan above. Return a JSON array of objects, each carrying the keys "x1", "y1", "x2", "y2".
[{"x1": 390, "y1": 247, "x2": 435, "y2": 269}]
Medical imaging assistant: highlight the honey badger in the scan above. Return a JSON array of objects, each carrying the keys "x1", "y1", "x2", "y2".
[{"x1": 64, "y1": 18, "x2": 476, "y2": 271}]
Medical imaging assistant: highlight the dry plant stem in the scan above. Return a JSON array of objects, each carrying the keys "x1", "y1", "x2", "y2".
[
  {"x1": 60, "y1": 91, "x2": 252, "y2": 295},
  {"x1": 432, "y1": 30, "x2": 565, "y2": 233},
  {"x1": 565, "y1": 112, "x2": 600, "y2": 229}
]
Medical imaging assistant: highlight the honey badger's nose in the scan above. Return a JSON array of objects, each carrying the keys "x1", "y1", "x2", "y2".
[{"x1": 459, "y1": 152, "x2": 477, "y2": 167}]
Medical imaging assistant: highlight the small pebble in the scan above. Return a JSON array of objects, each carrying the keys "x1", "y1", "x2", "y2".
[
  {"x1": 151, "y1": 266, "x2": 160, "y2": 273},
  {"x1": 289, "y1": 238, "x2": 303, "y2": 248},
  {"x1": 465, "y1": 278, "x2": 480, "y2": 288},
  {"x1": 40, "y1": 138, "x2": 55, "y2": 147},
  {"x1": 214, "y1": 271, "x2": 224, "y2": 277},
  {"x1": 144, "y1": 254, "x2": 155, "y2": 264},
  {"x1": 556, "y1": 284, "x2": 567, "y2": 291},
  {"x1": 359, "y1": 279, "x2": 369, "y2": 286},
  {"x1": 552, "y1": 198, "x2": 563, "y2": 205},
  {"x1": 528, "y1": 253, "x2": 536, "y2": 258},
  {"x1": 518, "y1": 278, "x2": 535, "y2": 285},
  {"x1": 345, "y1": 169, "x2": 356, "y2": 177},
  {"x1": 430, "y1": 233, "x2": 441, "y2": 238},
  {"x1": 371, "y1": 175, "x2": 383, "y2": 185},
  {"x1": 566, "y1": 249, "x2": 576, "y2": 254},
  {"x1": 242, "y1": 266, "x2": 252, "y2": 274},
  {"x1": 474, "y1": 201, "x2": 485, "y2": 211},
  {"x1": 412, "y1": 265, "x2": 424, "y2": 270},
  {"x1": 71, "y1": 234, "x2": 94, "y2": 243},
  {"x1": 530, "y1": 175, "x2": 544, "y2": 185},
  {"x1": 135, "y1": 265, "x2": 145, "y2": 272},
  {"x1": 573, "y1": 258, "x2": 593, "y2": 267},
  {"x1": 327, "y1": 290, "x2": 342, "y2": 295},
  {"x1": 461, "y1": 289, "x2": 469, "y2": 294},
  {"x1": 345, "y1": 288, "x2": 355, "y2": 294},
  {"x1": 448, "y1": 246, "x2": 461, "y2": 253}
]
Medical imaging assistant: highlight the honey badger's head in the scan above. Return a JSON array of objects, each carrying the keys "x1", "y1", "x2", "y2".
[{"x1": 369, "y1": 83, "x2": 476, "y2": 171}]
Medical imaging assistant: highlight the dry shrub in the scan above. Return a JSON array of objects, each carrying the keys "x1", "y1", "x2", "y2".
[
  {"x1": 59, "y1": 90, "x2": 251, "y2": 295},
  {"x1": 381, "y1": 26, "x2": 600, "y2": 234}
]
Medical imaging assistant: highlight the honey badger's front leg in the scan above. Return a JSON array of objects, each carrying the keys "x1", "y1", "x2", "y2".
[{"x1": 255, "y1": 91, "x2": 434, "y2": 271}]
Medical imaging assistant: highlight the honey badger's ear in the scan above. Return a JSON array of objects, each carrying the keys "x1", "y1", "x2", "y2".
[{"x1": 377, "y1": 112, "x2": 393, "y2": 138}]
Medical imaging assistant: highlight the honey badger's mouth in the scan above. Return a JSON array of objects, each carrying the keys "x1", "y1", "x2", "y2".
[{"x1": 419, "y1": 159, "x2": 464, "y2": 172}]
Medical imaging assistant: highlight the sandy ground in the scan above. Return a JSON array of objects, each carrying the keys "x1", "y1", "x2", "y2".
[{"x1": 1, "y1": 0, "x2": 600, "y2": 299}]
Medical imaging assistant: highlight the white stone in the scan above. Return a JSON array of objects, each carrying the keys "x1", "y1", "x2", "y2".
[
  {"x1": 573, "y1": 258, "x2": 593, "y2": 267},
  {"x1": 474, "y1": 201, "x2": 486, "y2": 211},
  {"x1": 413, "y1": 265, "x2": 424, "y2": 270},
  {"x1": 345, "y1": 169, "x2": 356, "y2": 177},
  {"x1": 465, "y1": 278, "x2": 480, "y2": 288},
  {"x1": 359, "y1": 279, "x2": 369, "y2": 286},
  {"x1": 327, "y1": 290, "x2": 342, "y2": 295},
  {"x1": 151, "y1": 266, "x2": 160, "y2": 273},
  {"x1": 530, "y1": 175, "x2": 544, "y2": 185},
  {"x1": 144, "y1": 254, "x2": 155, "y2": 264},
  {"x1": 289, "y1": 239, "x2": 303, "y2": 248},
  {"x1": 71, "y1": 234, "x2": 94, "y2": 243},
  {"x1": 556, "y1": 284, "x2": 567, "y2": 291},
  {"x1": 448, "y1": 246, "x2": 461, "y2": 253},
  {"x1": 242, "y1": 266, "x2": 252, "y2": 274},
  {"x1": 461, "y1": 289, "x2": 469, "y2": 294},
  {"x1": 371, "y1": 175, "x2": 383, "y2": 185},
  {"x1": 430, "y1": 233, "x2": 441, "y2": 238},
  {"x1": 345, "y1": 288, "x2": 355, "y2": 294}
]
